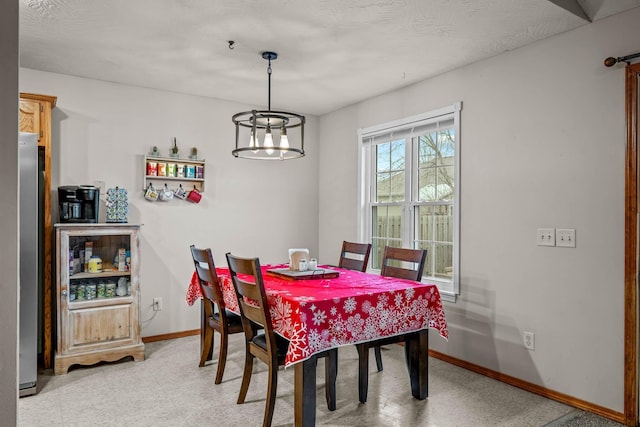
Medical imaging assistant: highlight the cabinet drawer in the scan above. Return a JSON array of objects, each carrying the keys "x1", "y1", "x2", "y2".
[{"x1": 70, "y1": 304, "x2": 132, "y2": 347}]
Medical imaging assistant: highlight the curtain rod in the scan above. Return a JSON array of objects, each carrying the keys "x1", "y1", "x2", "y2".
[{"x1": 604, "y1": 52, "x2": 640, "y2": 67}]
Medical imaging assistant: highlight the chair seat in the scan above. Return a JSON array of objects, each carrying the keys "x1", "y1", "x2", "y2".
[
  {"x1": 252, "y1": 333, "x2": 289, "y2": 360},
  {"x1": 211, "y1": 309, "x2": 243, "y2": 327}
]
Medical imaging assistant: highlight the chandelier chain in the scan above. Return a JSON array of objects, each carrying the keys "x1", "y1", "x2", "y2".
[{"x1": 267, "y1": 57, "x2": 272, "y2": 112}]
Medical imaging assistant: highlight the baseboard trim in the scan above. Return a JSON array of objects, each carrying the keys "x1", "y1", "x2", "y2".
[
  {"x1": 142, "y1": 329, "x2": 199, "y2": 343},
  {"x1": 429, "y1": 349, "x2": 626, "y2": 425}
]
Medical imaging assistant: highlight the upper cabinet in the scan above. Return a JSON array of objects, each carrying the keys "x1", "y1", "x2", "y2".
[
  {"x1": 19, "y1": 92, "x2": 57, "y2": 370},
  {"x1": 19, "y1": 98, "x2": 41, "y2": 141},
  {"x1": 19, "y1": 92, "x2": 56, "y2": 146}
]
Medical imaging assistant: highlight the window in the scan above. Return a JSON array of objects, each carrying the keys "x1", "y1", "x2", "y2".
[{"x1": 358, "y1": 102, "x2": 461, "y2": 301}]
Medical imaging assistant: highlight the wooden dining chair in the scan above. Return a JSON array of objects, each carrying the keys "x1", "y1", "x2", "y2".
[
  {"x1": 338, "y1": 240, "x2": 372, "y2": 273},
  {"x1": 336, "y1": 240, "x2": 385, "y2": 372},
  {"x1": 356, "y1": 245, "x2": 427, "y2": 403},
  {"x1": 225, "y1": 252, "x2": 337, "y2": 427},
  {"x1": 380, "y1": 246, "x2": 427, "y2": 282},
  {"x1": 190, "y1": 245, "x2": 244, "y2": 384}
]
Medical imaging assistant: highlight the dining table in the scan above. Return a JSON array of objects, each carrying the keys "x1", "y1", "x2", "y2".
[{"x1": 186, "y1": 264, "x2": 448, "y2": 426}]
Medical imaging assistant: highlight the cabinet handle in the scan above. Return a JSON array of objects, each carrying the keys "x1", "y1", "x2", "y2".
[{"x1": 62, "y1": 290, "x2": 67, "y2": 297}]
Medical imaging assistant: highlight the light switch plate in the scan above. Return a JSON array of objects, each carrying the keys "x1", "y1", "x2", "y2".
[
  {"x1": 537, "y1": 228, "x2": 555, "y2": 246},
  {"x1": 556, "y1": 229, "x2": 576, "y2": 248}
]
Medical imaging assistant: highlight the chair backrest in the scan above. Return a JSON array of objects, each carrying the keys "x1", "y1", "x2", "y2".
[
  {"x1": 190, "y1": 245, "x2": 226, "y2": 316},
  {"x1": 225, "y1": 253, "x2": 278, "y2": 351},
  {"x1": 380, "y1": 246, "x2": 427, "y2": 282},
  {"x1": 338, "y1": 241, "x2": 372, "y2": 272}
]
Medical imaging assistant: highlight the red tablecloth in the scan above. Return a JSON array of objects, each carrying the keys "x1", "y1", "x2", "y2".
[{"x1": 187, "y1": 265, "x2": 448, "y2": 367}]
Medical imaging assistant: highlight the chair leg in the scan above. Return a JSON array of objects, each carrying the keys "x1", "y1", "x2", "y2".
[
  {"x1": 237, "y1": 351, "x2": 254, "y2": 404},
  {"x1": 263, "y1": 362, "x2": 278, "y2": 427},
  {"x1": 374, "y1": 345, "x2": 383, "y2": 372},
  {"x1": 215, "y1": 331, "x2": 229, "y2": 384},
  {"x1": 357, "y1": 344, "x2": 369, "y2": 403},
  {"x1": 324, "y1": 349, "x2": 338, "y2": 411},
  {"x1": 199, "y1": 327, "x2": 213, "y2": 368}
]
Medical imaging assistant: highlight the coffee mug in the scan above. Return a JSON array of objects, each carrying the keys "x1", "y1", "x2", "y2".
[
  {"x1": 174, "y1": 184, "x2": 187, "y2": 200},
  {"x1": 144, "y1": 183, "x2": 158, "y2": 201},
  {"x1": 158, "y1": 184, "x2": 174, "y2": 201},
  {"x1": 187, "y1": 187, "x2": 202, "y2": 203}
]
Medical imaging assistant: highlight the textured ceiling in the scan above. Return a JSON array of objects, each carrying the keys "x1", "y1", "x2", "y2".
[{"x1": 18, "y1": 0, "x2": 640, "y2": 116}]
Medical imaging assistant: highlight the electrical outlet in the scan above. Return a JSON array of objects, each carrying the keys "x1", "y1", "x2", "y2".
[
  {"x1": 523, "y1": 331, "x2": 535, "y2": 350},
  {"x1": 153, "y1": 297, "x2": 163, "y2": 311},
  {"x1": 536, "y1": 228, "x2": 555, "y2": 246},
  {"x1": 94, "y1": 180, "x2": 106, "y2": 193}
]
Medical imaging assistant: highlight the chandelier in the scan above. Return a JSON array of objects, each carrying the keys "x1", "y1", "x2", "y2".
[{"x1": 232, "y1": 51, "x2": 305, "y2": 160}]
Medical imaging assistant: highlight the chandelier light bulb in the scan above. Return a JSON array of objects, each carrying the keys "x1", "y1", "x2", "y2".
[
  {"x1": 264, "y1": 125, "x2": 274, "y2": 155},
  {"x1": 249, "y1": 131, "x2": 259, "y2": 153},
  {"x1": 279, "y1": 126, "x2": 289, "y2": 150}
]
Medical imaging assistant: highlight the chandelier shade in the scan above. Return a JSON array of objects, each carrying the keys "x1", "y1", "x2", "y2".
[{"x1": 232, "y1": 52, "x2": 305, "y2": 160}]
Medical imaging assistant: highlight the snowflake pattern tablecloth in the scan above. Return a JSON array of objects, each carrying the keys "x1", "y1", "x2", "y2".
[{"x1": 187, "y1": 265, "x2": 448, "y2": 367}]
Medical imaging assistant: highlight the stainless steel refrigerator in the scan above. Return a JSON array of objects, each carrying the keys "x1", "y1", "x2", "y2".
[{"x1": 19, "y1": 132, "x2": 38, "y2": 397}]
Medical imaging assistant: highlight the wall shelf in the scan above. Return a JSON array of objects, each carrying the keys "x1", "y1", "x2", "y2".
[{"x1": 144, "y1": 155, "x2": 206, "y2": 192}]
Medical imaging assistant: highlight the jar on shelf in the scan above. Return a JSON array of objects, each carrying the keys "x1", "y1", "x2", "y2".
[
  {"x1": 105, "y1": 282, "x2": 116, "y2": 298},
  {"x1": 88, "y1": 256, "x2": 102, "y2": 273},
  {"x1": 76, "y1": 283, "x2": 86, "y2": 300},
  {"x1": 86, "y1": 283, "x2": 97, "y2": 300},
  {"x1": 117, "y1": 277, "x2": 128, "y2": 297},
  {"x1": 97, "y1": 282, "x2": 106, "y2": 298},
  {"x1": 146, "y1": 161, "x2": 158, "y2": 176}
]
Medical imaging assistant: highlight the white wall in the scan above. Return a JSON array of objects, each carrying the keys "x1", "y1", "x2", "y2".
[
  {"x1": 0, "y1": 0, "x2": 18, "y2": 421},
  {"x1": 19, "y1": 69, "x2": 320, "y2": 337},
  {"x1": 318, "y1": 8, "x2": 638, "y2": 413}
]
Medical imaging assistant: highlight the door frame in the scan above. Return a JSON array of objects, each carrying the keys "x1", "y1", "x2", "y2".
[{"x1": 624, "y1": 62, "x2": 640, "y2": 427}]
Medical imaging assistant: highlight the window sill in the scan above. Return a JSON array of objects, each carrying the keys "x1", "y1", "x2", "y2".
[{"x1": 438, "y1": 289, "x2": 457, "y2": 303}]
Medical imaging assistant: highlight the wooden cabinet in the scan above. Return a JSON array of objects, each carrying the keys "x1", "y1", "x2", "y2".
[
  {"x1": 19, "y1": 98, "x2": 41, "y2": 140},
  {"x1": 144, "y1": 154, "x2": 206, "y2": 193},
  {"x1": 54, "y1": 224, "x2": 144, "y2": 375},
  {"x1": 19, "y1": 92, "x2": 56, "y2": 369}
]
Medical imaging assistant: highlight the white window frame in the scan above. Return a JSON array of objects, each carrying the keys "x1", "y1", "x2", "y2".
[{"x1": 357, "y1": 102, "x2": 461, "y2": 302}]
